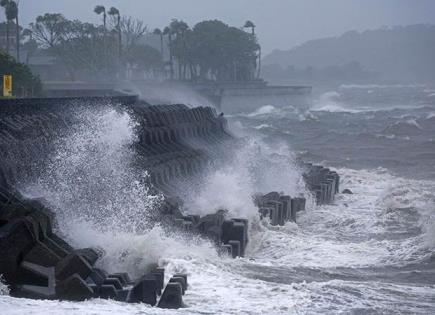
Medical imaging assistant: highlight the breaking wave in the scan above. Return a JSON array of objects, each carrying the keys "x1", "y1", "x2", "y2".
[
  {"x1": 311, "y1": 91, "x2": 364, "y2": 113},
  {"x1": 382, "y1": 118, "x2": 422, "y2": 135},
  {"x1": 340, "y1": 84, "x2": 428, "y2": 89},
  {"x1": 182, "y1": 136, "x2": 308, "y2": 220},
  {"x1": 247, "y1": 105, "x2": 280, "y2": 117}
]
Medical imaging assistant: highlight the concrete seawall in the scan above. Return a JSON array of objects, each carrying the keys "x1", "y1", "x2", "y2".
[{"x1": 0, "y1": 96, "x2": 339, "y2": 307}]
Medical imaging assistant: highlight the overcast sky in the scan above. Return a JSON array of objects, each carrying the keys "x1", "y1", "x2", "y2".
[{"x1": 18, "y1": 0, "x2": 435, "y2": 54}]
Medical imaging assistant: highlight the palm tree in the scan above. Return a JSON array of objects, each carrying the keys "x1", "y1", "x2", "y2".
[
  {"x1": 0, "y1": 0, "x2": 12, "y2": 55},
  {"x1": 163, "y1": 26, "x2": 174, "y2": 79},
  {"x1": 169, "y1": 20, "x2": 189, "y2": 79},
  {"x1": 153, "y1": 28, "x2": 164, "y2": 57},
  {"x1": 108, "y1": 7, "x2": 121, "y2": 61},
  {"x1": 1, "y1": 0, "x2": 18, "y2": 59},
  {"x1": 244, "y1": 20, "x2": 255, "y2": 35},
  {"x1": 94, "y1": 5, "x2": 106, "y2": 30},
  {"x1": 244, "y1": 20, "x2": 260, "y2": 79},
  {"x1": 11, "y1": 0, "x2": 18, "y2": 60},
  {"x1": 22, "y1": 28, "x2": 34, "y2": 64},
  {"x1": 94, "y1": 5, "x2": 107, "y2": 74}
]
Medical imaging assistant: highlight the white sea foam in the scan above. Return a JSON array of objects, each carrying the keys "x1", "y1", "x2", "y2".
[
  {"x1": 3, "y1": 165, "x2": 435, "y2": 314},
  {"x1": 253, "y1": 123, "x2": 272, "y2": 129},
  {"x1": 182, "y1": 137, "x2": 307, "y2": 220},
  {"x1": 247, "y1": 105, "x2": 279, "y2": 117},
  {"x1": 0, "y1": 277, "x2": 8, "y2": 296},
  {"x1": 298, "y1": 110, "x2": 318, "y2": 121},
  {"x1": 311, "y1": 91, "x2": 364, "y2": 113},
  {"x1": 20, "y1": 107, "x2": 173, "y2": 279},
  {"x1": 24, "y1": 107, "x2": 163, "y2": 233},
  {"x1": 340, "y1": 84, "x2": 427, "y2": 89},
  {"x1": 404, "y1": 118, "x2": 422, "y2": 129},
  {"x1": 251, "y1": 167, "x2": 435, "y2": 269}
]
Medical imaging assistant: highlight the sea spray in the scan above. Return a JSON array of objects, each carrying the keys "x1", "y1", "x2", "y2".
[
  {"x1": 66, "y1": 221, "x2": 219, "y2": 279},
  {"x1": 181, "y1": 130, "x2": 308, "y2": 220},
  {"x1": 28, "y1": 106, "x2": 163, "y2": 233},
  {"x1": 21, "y1": 106, "x2": 180, "y2": 274},
  {"x1": 0, "y1": 276, "x2": 9, "y2": 295}
]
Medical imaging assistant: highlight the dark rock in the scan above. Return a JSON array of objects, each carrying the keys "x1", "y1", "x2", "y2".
[
  {"x1": 157, "y1": 282, "x2": 183, "y2": 309},
  {"x1": 342, "y1": 189, "x2": 353, "y2": 194}
]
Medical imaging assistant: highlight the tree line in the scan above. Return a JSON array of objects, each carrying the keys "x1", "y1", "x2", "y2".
[
  {"x1": 0, "y1": 0, "x2": 20, "y2": 59},
  {"x1": 1, "y1": 3, "x2": 261, "y2": 82},
  {"x1": 154, "y1": 19, "x2": 260, "y2": 81}
]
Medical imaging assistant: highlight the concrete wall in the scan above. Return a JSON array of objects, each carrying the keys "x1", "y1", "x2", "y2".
[{"x1": 0, "y1": 96, "x2": 231, "y2": 193}]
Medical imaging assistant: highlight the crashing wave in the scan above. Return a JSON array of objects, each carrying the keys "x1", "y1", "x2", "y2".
[
  {"x1": 311, "y1": 91, "x2": 364, "y2": 113},
  {"x1": 247, "y1": 105, "x2": 279, "y2": 117},
  {"x1": 254, "y1": 124, "x2": 273, "y2": 130},
  {"x1": 382, "y1": 119, "x2": 422, "y2": 135}
]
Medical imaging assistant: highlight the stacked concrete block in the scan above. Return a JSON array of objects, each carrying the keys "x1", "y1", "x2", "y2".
[
  {"x1": 0, "y1": 188, "x2": 186, "y2": 308},
  {"x1": 257, "y1": 192, "x2": 305, "y2": 226},
  {"x1": 132, "y1": 104, "x2": 232, "y2": 193},
  {"x1": 302, "y1": 163, "x2": 340, "y2": 205},
  {"x1": 171, "y1": 210, "x2": 249, "y2": 259}
]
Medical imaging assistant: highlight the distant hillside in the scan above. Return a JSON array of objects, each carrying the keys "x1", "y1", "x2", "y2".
[{"x1": 263, "y1": 24, "x2": 435, "y2": 82}]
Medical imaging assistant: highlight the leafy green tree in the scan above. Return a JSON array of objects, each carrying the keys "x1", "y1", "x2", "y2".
[
  {"x1": 108, "y1": 7, "x2": 121, "y2": 61},
  {"x1": 244, "y1": 20, "x2": 260, "y2": 78},
  {"x1": 0, "y1": 0, "x2": 19, "y2": 57},
  {"x1": 0, "y1": 50, "x2": 42, "y2": 96},
  {"x1": 30, "y1": 14, "x2": 118, "y2": 80},
  {"x1": 188, "y1": 20, "x2": 259, "y2": 81},
  {"x1": 163, "y1": 26, "x2": 174, "y2": 79},
  {"x1": 168, "y1": 19, "x2": 189, "y2": 79},
  {"x1": 29, "y1": 13, "x2": 68, "y2": 48},
  {"x1": 94, "y1": 5, "x2": 107, "y2": 30},
  {"x1": 120, "y1": 16, "x2": 147, "y2": 56},
  {"x1": 244, "y1": 20, "x2": 255, "y2": 35},
  {"x1": 153, "y1": 28, "x2": 164, "y2": 57},
  {"x1": 125, "y1": 44, "x2": 163, "y2": 78}
]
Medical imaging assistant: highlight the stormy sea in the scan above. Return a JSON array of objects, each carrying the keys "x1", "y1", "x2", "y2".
[{"x1": 1, "y1": 84, "x2": 435, "y2": 314}]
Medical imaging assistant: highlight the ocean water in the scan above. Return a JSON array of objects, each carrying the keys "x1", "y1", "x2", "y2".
[{"x1": 1, "y1": 84, "x2": 435, "y2": 314}]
